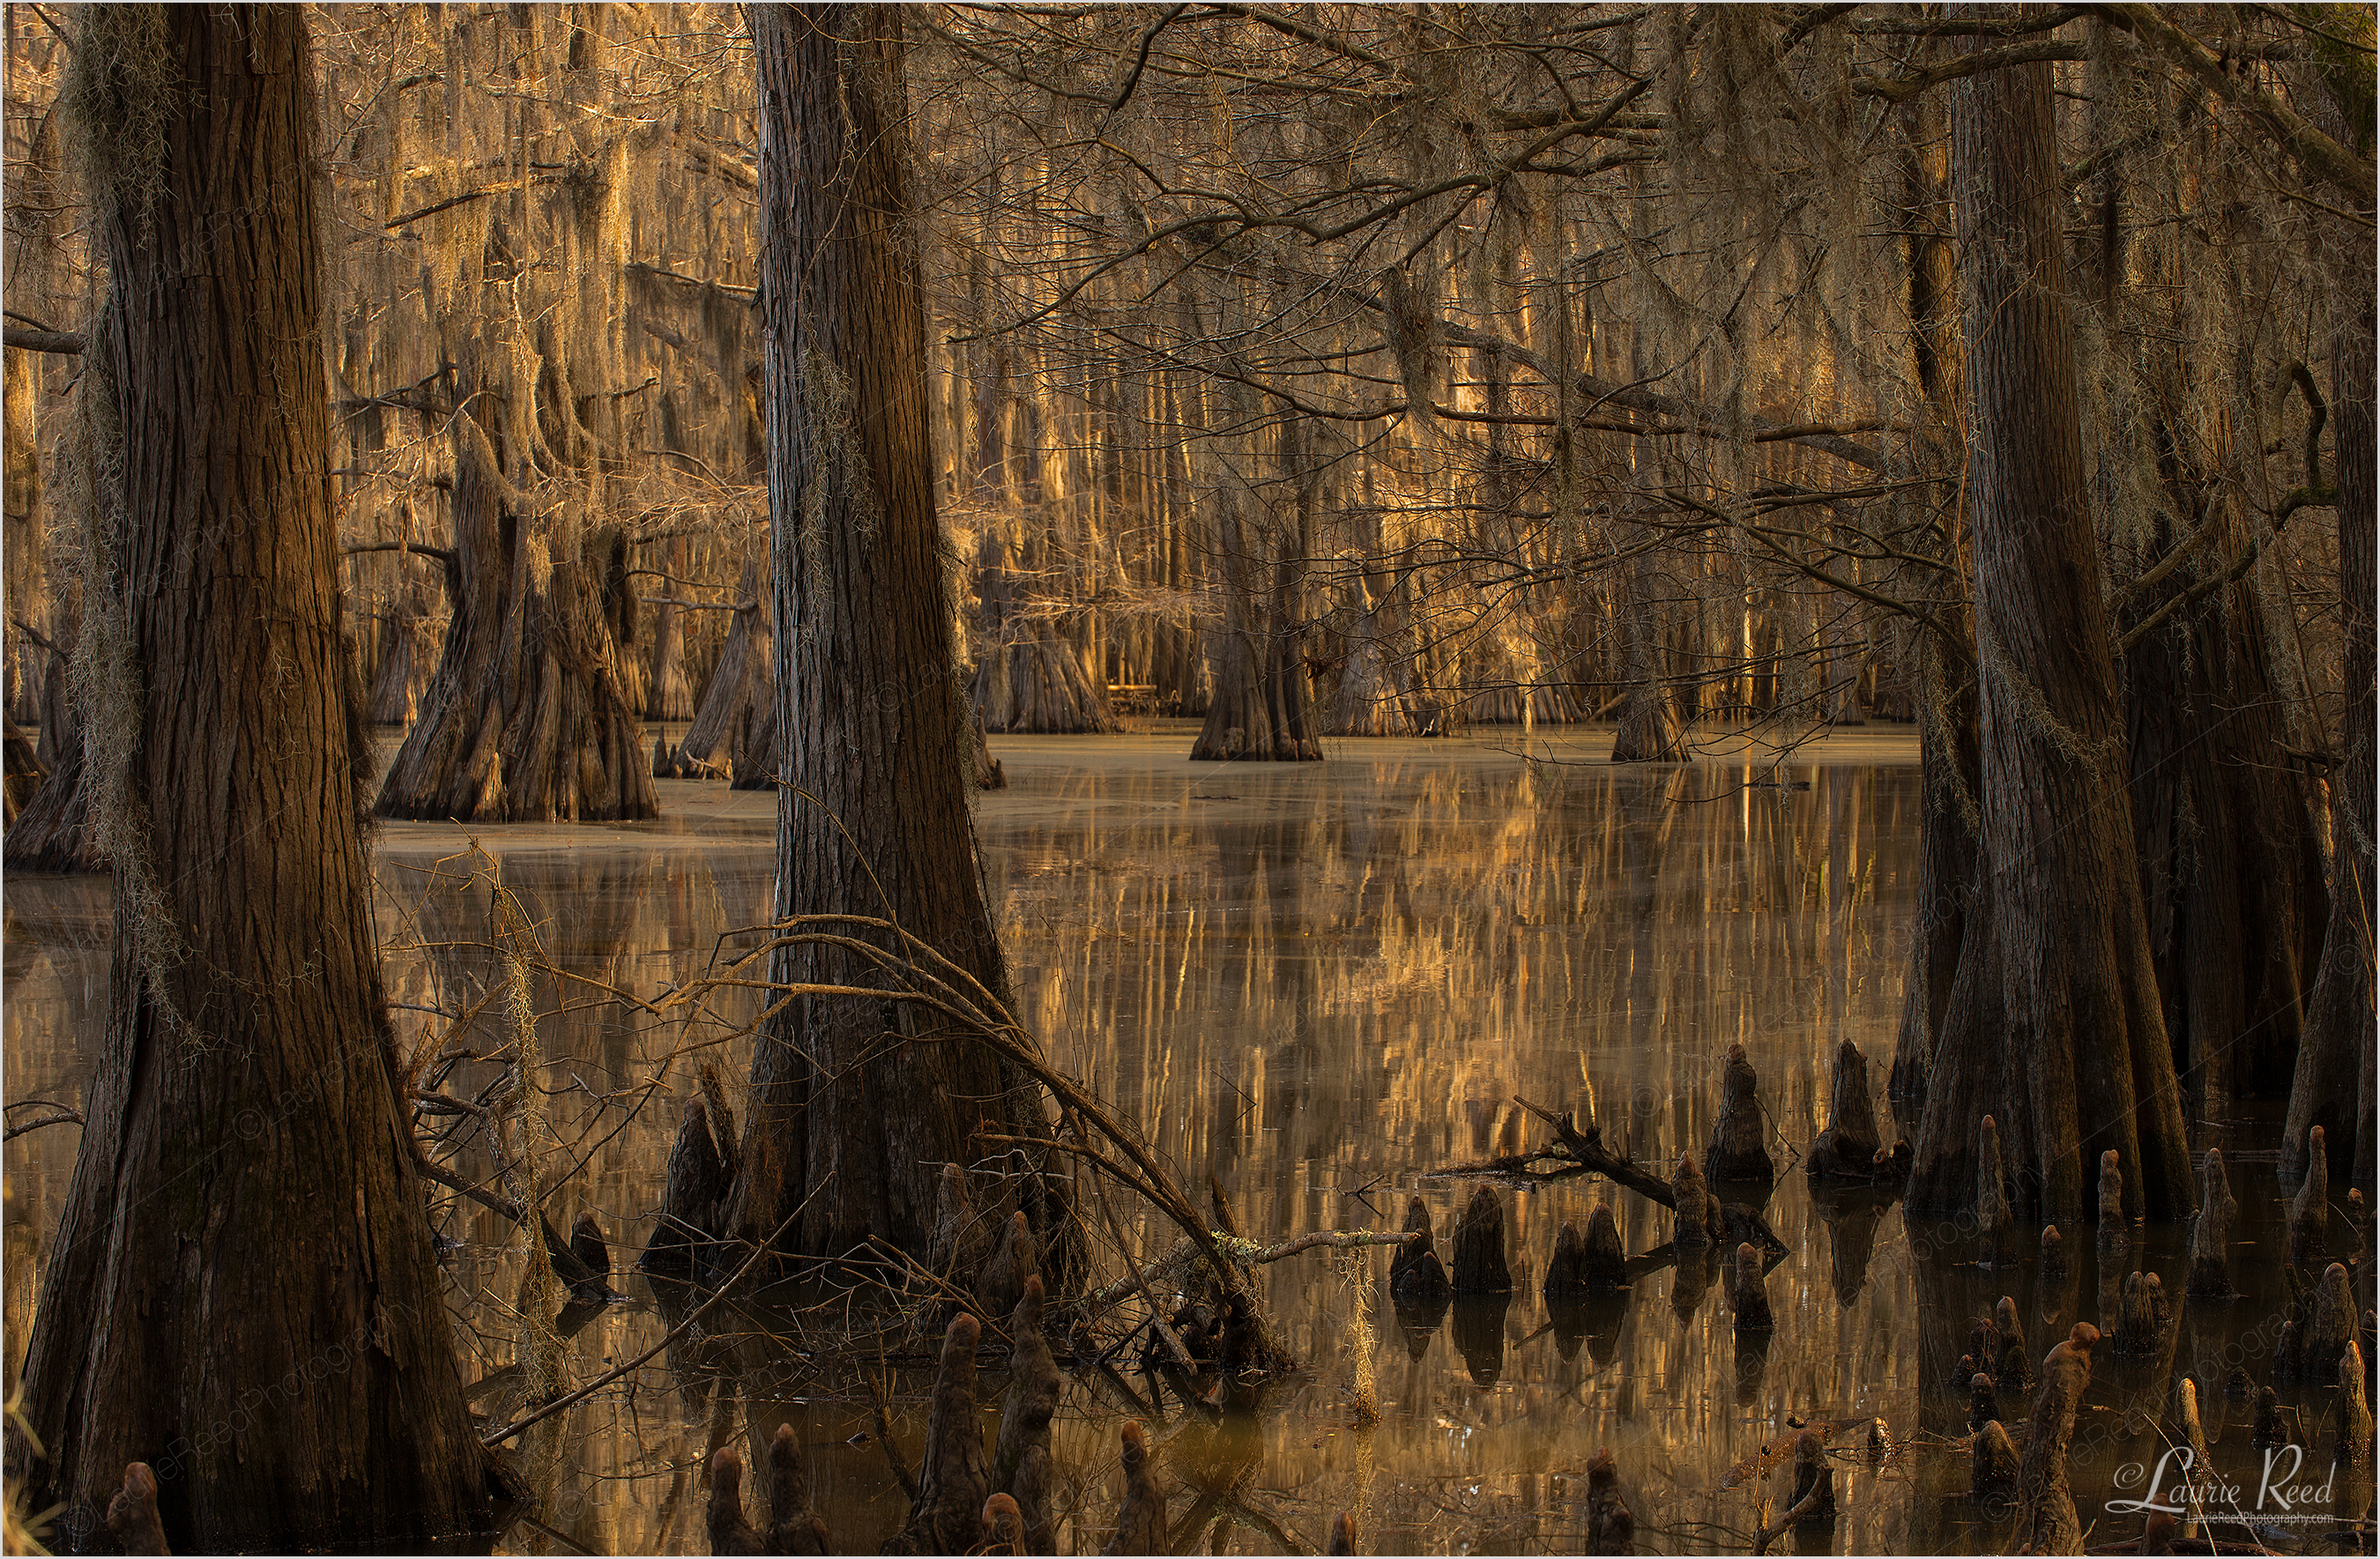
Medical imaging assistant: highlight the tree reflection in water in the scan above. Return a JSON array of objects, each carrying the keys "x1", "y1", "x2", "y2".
[{"x1": 3, "y1": 733, "x2": 2354, "y2": 1553}]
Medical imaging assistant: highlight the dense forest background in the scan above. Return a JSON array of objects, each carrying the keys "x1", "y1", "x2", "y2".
[{"x1": 3, "y1": 4, "x2": 2357, "y2": 773}]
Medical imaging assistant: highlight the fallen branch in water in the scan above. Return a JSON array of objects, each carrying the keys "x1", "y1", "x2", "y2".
[
  {"x1": 1428, "y1": 1096, "x2": 1680, "y2": 1206},
  {"x1": 1424, "y1": 1095, "x2": 1793, "y2": 1262},
  {"x1": 480, "y1": 1206, "x2": 802, "y2": 1446},
  {"x1": 1083, "y1": 1229, "x2": 1417, "y2": 1308}
]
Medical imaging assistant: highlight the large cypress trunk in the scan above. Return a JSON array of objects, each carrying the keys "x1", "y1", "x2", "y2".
[
  {"x1": 731, "y1": 3, "x2": 1054, "y2": 1261},
  {"x1": 1189, "y1": 413, "x2": 1323, "y2": 763},
  {"x1": 2122, "y1": 546, "x2": 2329, "y2": 1123},
  {"x1": 2285, "y1": 271, "x2": 2378, "y2": 1191},
  {"x1": 8, "y1": 8, "x2": 501, "y2": 1545},
  {"x1": 373, "y1": 420, "x2": 658, "y2": 820},
  {"x1": 1905, "y1": 22, "x2": 2190, "y2": 1226}
]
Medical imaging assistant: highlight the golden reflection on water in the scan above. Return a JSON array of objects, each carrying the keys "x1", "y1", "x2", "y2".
[{"x1": 19, "y1": 730, "x2": 2329, "y2": 1555}]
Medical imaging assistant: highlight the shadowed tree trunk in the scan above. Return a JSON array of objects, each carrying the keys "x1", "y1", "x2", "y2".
[
  {"x1": 1905, "y1": 19, "x2": 2191, "y2": 1227},
  {"x1": 6, "y1": 8, "x2": 502, "y2": 1546},
  {"x1": 729, "y1": 3, "x2": 1055, "y2": 1261},
  {"x1": 2286, "y1": 270, "x2": 2377, "y2": 1192}
]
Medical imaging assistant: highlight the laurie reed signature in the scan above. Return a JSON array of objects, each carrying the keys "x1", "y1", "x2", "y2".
[{"x1": 2109, "y1": 1444, "x2": 2341, "y2": 1520}]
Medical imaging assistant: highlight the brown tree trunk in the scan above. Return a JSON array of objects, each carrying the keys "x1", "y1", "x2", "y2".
[
  {"x1": 1906, "y1": 20, "x2": 2191, "y2": 1226},
  {"x1": 372, "y1": 401, "x2": 658, "y2": 820},
  {"x1": 364, "y1": 565, "x2": 439, "y2": 727},
  {"x1": 730, "y1": 3, "x2": 1055, "y2": 1261},
  {"x1": 662, "y1": 552, "x2": 770, "y2": 777},
  {"x1": 646, "y1": 538, "x2": 695, "y2": 721},
  {"x1": 7, "y1": 8, "x2": 501, "y2": 1546},
  {"x1": 2123, "y1": 535, "x2": 2329, "y2": 1126},
  {"x1": 1190, "y1": 416, "x2": 1323, "y2": 762},
  {"x1": 2285, "y1": 271, "x2": 2377, "y2": 1192},
  {"x1": 1608, "y1": 550, "x2": 1681, "y2": 761}
]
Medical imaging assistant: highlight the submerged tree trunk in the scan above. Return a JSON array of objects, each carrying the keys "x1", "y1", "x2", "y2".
[
  {"x1": 973, "y1": 525, "x2": 1116, "y2": 734},
  {"x1": 364, "y1": 564, "x2": 439, "y2": 727},
  {"x1": 8, "y1": 8, "x2": 501, "y2": 1546},
  {"x1": 730, "y1": 3, "x2": 1054, "y2": 1262},
  {"x1": 1609, "y1": 551, "x2": 1682, "y2": 761},
  {"x1": 660, "y1": 552, "x2": 769, "y2": 778},
  {"x1": 373, "y1": 415, "x2": 657, "y2": 820},
  {"x1": 1190, "y1": 416, "x2": 1323, "y2": 762},
  {"x1": 2286, "y1": 273, "x2": 2377, "y2": 1191},
  {"x1": 646, "y1": 538, "x2": 696, "y2": 721},
  {"x1": 2123, "y1": 541, "x2": 2329, "y2": 1125},
  {"x1": 1906, "y1": 27, "x2": 2190, "y2": 1227}
]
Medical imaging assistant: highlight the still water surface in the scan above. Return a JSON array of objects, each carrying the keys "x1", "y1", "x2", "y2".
[{"x1": 3, "y1": 728, "x2": 2360, "y2": 1553}]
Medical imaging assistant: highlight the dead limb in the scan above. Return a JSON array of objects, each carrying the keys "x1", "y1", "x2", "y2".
[
  {"x1": 1427, "y1": 1097, "x2": 1791, "y2": 1260},
  {"x1": 1082, "y1": 1229, "x2": 1417, "y2": 1309}
]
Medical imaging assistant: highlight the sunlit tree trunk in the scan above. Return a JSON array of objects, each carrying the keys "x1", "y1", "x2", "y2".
[
  {"x1": 9, "y1": 8, "x2": 500, "y2": 1545},
  {"x1": 731, "y1": 3, "x2": 1056, "y2": 1260}
]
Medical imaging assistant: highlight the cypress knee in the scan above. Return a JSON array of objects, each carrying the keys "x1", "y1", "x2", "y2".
[
  {"x1": 1327, "y1": 1512, "x2": 1357, "y2": 1555},
  {"x1": 994, "y1": 1278, "x2": 1060, "y2": 1555},
  {"x1": 2290, "y1": 1127, "x2": 2330, "y2": 1264},
  {"x1": 1388, "y1": 1196, "x2": 1451, "y2": 1301},
  {"x1": 2098, "y1": 1150, "x2": 2126, "y2": 1239},
  {"x1": 1671, "y1": 1154, "x2": 1716, "y2": 1251},
  {"x1": 768, "y1": 1424, "x2": 829, "y2": 1555},
  {"x1": 1994, "y1": 1297, "x2": 2029, "y2": 1391},
  {"x1": 2040, "y1": 1225, "x2": 2067, "y2": 1277},
  {"x1": 1976, "y1": 1116, "x2": 2014, "y2": 1267},
  {"x1": 900, "y1": 1313, "x2": 991, "y2": 1555},
  {"x1": 2174, "y1": 1377, "x2": 2210, "y2": 1538},
  {"x1": 1582, "y1": 1205, "x2": 1627, "y2": 1288},
  {"x1": 1706, "y1": 1044, "x2": 1775, "y2": 1184},
  {"x1": 643, "y1": 1098, "x2": 728, "y2": 1278},
  {"x1": 1584, "y1": 1448, "x2": 1635, "y2": 1556},
  {"x1": 707, "y1": 1449, "x2": 766, "y2": 1556},
  {"x1": 1788, "y1": 1430, "x2": 1836, "y2": 1522},
  {"x1": 2187, "y1": 1149, "x2": 2237, "y2": 1297},
  {"x1": 1544, "y1": 1221, "x2": 1592, "y2": 1303},
  {"x1": 1972, "y1": 1420, "x2": 2019, "y2": 1496},
  {"x1": 2012, "y1": 1323, "x2": 2098, "y2": 1555},
  {"x1": 980, "y1": 1493, "x2": 1025, "y2": 1555},
  {"x1": 1448, "y1": 1185, "x2": 1513, "y2": 1294},
  {"x1": 978, "y1": 1212, "x2": 1043, "y2": 1321},
  {"x1": 928, "y1": 1163, "x2": 992, "y2": 1286},
  {"x1": 2338, "y1": 1340, "x2": 2374, "y2": 1462},
  {"x1": 1807, "y1": 1041, "x2": 1883, "y2": 1178},
  {"x1": 1102, "y1": 1421, "x2": 1165, "y2": 1556},
  {"x1": 1968, "y1": 1372, "x2": 1999, "y2": 1430},
  {"x1": 2308, "y1": 1262, "x2": 2358, "y2": 1372},
  {"x1": 106, "y1": 1464, "x2": 167, "y2": 1557},
  {"x1": 1731, "y1": 1243, "x2": 1774, "y2": 1333},
  {"x1": 2253, "y1": 1386, "x2": 2285, "y2": 1449}
]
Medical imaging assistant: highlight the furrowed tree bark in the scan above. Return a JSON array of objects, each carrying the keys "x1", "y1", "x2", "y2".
[
  {"x1": 2285, "y1": 265, "x2": 2377, "y2": 1192},
  {"x1": 731, "y1": 3, "x2": 1056, "y2": 1262},
  {"x1": 6, "y1": 7, "x2": 502, "y2": 1546},
  {"x1": 371, "y1": 388, "x2": 658, "y2": 820},
  {"x1": 1906, "y1": 16, "x2": 2190, "y2": 1226}
]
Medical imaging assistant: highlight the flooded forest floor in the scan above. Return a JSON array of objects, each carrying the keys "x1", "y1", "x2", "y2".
[{"x1": 4, "y1": 726, "x2": 2369, "y2": 1554}]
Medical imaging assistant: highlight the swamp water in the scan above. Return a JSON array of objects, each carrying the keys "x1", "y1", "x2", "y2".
[{"x1": 4, "y1": 728, "x2": 2368, "y2": 1554}]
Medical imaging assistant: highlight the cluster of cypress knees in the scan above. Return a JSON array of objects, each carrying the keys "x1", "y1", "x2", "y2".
[
  {"x1": 694, "y1": 1160, "x2": 1352, "y2": 1555},
  {"x1": 1952, "y1": 1125, "x2": 2376, "y2": 1555}
]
